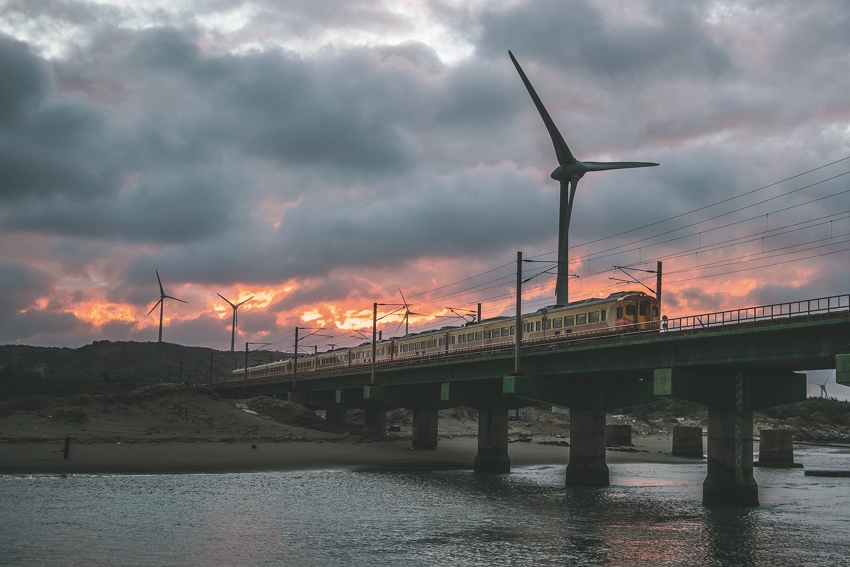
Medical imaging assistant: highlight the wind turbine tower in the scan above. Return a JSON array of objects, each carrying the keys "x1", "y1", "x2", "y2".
[
  {"x1": 147, "y1": 270, "x2": 187, "y2": 343},
  {"x1": 396, "y1": 289, "x2": 419, "y2": 336},
  {"x1": 217, "y1": 293, "x2": 254, "y2": 352},
  {"x1": 509, "y1": 51, "x2": 658, "y2": 306}
]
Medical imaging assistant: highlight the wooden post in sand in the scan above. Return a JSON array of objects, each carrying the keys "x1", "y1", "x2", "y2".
[{"x1": 63, "y1": 436, "x2": 71, "y2": 459}]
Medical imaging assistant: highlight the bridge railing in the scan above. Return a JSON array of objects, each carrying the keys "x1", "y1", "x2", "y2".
[
  {"x1": 662, "y1": 293, "x2": 849, "y2": 333},
  {"x1": 214, "y1": 293, "x2": 849, "y2": 387}
]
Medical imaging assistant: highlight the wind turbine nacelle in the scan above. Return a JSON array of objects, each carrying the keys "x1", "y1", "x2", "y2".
[{"x1": 551, "y1": 162, "x2": 587, "y2": 182}]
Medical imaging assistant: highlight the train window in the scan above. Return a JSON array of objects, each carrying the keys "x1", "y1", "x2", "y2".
[
  {"x1": 459, "y1": 334, "x2": 465, "y2": 343},
  {"x1": 402, "y1": 344, "x2": 408, "y2": 352},
  {"x1": 509, "y1": 326, "x2": 514, "y2": 335},
  {"x1": 640, "y1": 303, "x2": 647, "y2": 316},
  {"x1": 588, "y1": 311, "x2": 599, "y2": 323},
  {"x1": 536, "y1": 321, "x2": 541, "y2": 332},
  {"x1": 564, "y1": 315, "x2": 574, "y2": 326},
  {"x1": 601, "y1": 309, "x2": 607, "y2": 321},
  {"x1": 493, "y1": 328, "x2": 500, "y2": 338},
  {"x1": 475, "y1": 332, "x2": 482, "y2": 341},
  {"x1": 652, "y1": 306, "x2": 658, "y2": 317},
  {"x1": 484, "y1": 330, "x2": 491, "y2": 339},
  {"x1": 617, "y1": 307, "x2": 623, "y2": 318},
  {"x1": 467, "y1": 333, "x2": 474, "y2": 342},
  {"x1": 451, "y1": 335, "x2": 456, "y2": 344},
  {"x1": 576, "y1": 313, "x2": 587, "y2": 325},
  {"x1": 626, "y1": 305, "x2": 636, "y2": 316},
  {"x1": 429, "y1": 340, "x2": 435, "y2": 348},
  {"x1": 414, "y1": 342, "x2": 419, "y2": 349},
  {"x1": 552, "y1": 317, "x2": 562, "y2": 328},
  {"x1": 438, "y1": 338, "x2": 443, "y2": 346},
  {"x1": 543, "y1": 319, "x2": 551, "y2": 330}
]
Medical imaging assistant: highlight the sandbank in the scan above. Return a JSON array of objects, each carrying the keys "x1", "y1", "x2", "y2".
[{"x1": 0, "y1": 435, "x2": 702, "y2": 475}]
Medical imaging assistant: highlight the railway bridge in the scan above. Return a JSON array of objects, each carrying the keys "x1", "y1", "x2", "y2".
[{"x1": 212, "y1": 295, "x2": 850, "y2": 507}]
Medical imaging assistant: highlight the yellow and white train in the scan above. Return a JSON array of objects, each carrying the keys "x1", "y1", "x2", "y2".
[{"x1": 228, "y1": 290, "x2": 659, "y2": 383}]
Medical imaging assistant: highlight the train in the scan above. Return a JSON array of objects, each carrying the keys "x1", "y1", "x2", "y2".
[{"x1": 227, "y1": 290, "x2": 660, "y2": 383}]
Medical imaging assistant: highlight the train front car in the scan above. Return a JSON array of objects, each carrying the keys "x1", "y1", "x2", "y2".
[{"x1": 612, "y1": 291, "x2": 659, "y2": 331}]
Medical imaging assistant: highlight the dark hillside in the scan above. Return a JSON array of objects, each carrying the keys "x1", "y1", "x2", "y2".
[{"x1": 0, "y1": 341, "x2": 289, "y2": 399}]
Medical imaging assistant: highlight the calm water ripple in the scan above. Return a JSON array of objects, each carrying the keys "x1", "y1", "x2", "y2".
[{"x1": 2, "y1": 446, "x2": 849, "y2": 566}]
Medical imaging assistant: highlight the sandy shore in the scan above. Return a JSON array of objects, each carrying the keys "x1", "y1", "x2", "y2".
[{"x1": 0, "y1": 435, "x2": 704, "y2": 475}]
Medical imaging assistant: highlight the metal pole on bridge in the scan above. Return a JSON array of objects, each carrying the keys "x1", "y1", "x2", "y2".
[
  {"x1": 243, "y1": 341, "x2": 248, "y2": 396},
  {"x1": 293, "y1": 327, "x2": 299, "y2": 390},
  {"x1": 515, "y1": 251, "x2": 522, "y2": 375},
  {"x1": 371, "y1": 302, "x2": 377, "y2": 385},
  {"x1": 656, "y1": 261, "x2": 662, "y2": 317}
]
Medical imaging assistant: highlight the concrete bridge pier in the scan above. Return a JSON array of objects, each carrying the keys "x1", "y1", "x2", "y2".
[
  {"x1": 326, "y1": 405, "x2": 347, "y2": 428},
  {"x1": 442, "y1": 381, "x2": 511, "y2": 473},
  {"x1": 565, "y1": 381, "x2": 608, "y2": 487},
  {"x1": 474, "y1": 402, "x2": 510, "y2": 473},
  {"x1": 412, "y1": 408, "x2": 439, "y2": 450},
  {"x1": 363, "y1": 408, "x2": 387, "y2": 438},
  {"x1": 503, "y1": 375, "x2": 654, "y2": 487},
  {"x1": 656, "y1": 367, "x2": 806, "y2": 507},
  {"x1": 704, "y1": 404, "x2": 758, "y2": 507}
]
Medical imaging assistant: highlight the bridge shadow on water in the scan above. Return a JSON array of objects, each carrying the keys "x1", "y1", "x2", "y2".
[{"x1": 350, "y1": 464, "x2": 829, "y2": 566}]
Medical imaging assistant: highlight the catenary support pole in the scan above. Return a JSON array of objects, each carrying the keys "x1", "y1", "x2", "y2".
[
  {"x1": 656, "y1": 261, "x2": 662, "y2": 316},
  {"x1": 515, "y1": 251, "x2": 522, "y2": 375},
  {"x1": 371, "y1": 302, "x2": 377, "y2": 385},
  {"x1": 243, "y1": 342, "x2": 248, "y2": 396},
  {"x1": 292, "y1": 327, "x2": 298, "y2": 390}
]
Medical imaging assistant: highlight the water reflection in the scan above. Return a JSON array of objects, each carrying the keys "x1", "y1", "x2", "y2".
[{"x1": 2, "y1": 452, "x2": 850, "y2": 567}]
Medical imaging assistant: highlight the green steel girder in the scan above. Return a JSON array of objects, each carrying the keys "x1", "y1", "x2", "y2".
[
  {"x1": 440, "y1": 380, "x2": 525, "y2": 410},
  {"x1": 503, "y1": 375, "x2": 655, "y2": 410},
  {"x1": 654, "y1": 367, "x2": 806, "y2": 409},
  {"x1": 838, "y1": 354, "x2": 850, "y2": 385},
  {"x1": 287, "y1": 390, "x2": 337, "y2": 409},
  {"x1": 212, "y1": 316, "x2": 848, "y2": 401},
  {"x1": 334, "y1": 388, "x2": 385, "y2": 410},
  {"x1": 362, "y1": 384, "x2": 446, "y2": 410}
]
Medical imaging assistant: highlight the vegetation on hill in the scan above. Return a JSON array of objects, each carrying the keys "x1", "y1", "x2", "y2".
[{"x1": 0, "y1": 341, "x2": 289, "y2": 400}]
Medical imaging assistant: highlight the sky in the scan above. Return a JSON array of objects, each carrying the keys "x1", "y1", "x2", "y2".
[{"x1": 1, "y1": 0, "x2": 849, "y2": 395}]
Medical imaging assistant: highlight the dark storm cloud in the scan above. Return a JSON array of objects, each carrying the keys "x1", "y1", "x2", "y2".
[
  {"x1": 0, "y1": 0, "x2": 847, "y2": 348},
  {"x1": 0, "y1": 34, "x2": 47, "y2": 124},
  {"x1": 0, "y1": 309, "x2": 89, "y2": 344},
  {"x1": 127, "y1": 163, "x2": 556, "y2": 288},
  {"x1": 3, "y1": 167, "x2": 240, "y2": 243},
  {"x1": 0, "y1": 262, "x2": 53, "y2": 319},
  {"x1": 477, "y1": 0, "x2": 729, "y2": 82}
]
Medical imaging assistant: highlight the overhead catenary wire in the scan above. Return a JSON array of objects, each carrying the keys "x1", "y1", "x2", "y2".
[{"x1": 380, "y1": 158, "x2": 850, "y2": 317}]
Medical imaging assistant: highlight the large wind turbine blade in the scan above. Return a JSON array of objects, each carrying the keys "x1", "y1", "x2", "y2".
[
  {"x1": 165, "y1": 295, "x2": 188, "y2": 304},
  {"x1": 236, "y1": 296, "x2": 254, "y2": 308},
  {"x1": 217, "y1": 293, "x2": 237, "y2": 309},
  {"x1": 155, "y1": 270, "x2": 164, "y2": 296},
  {"x1": 583, "y1": 161, "x2": 659, "y2": 172},
  {"x1": 509, "y1": 51, "x2": 576, "y2": 166},
  {"x1": 147, "y1": 299, "x2": 163, "y2": 316}
]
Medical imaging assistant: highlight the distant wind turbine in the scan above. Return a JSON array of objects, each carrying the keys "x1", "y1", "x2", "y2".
[
  {"x1": 147, "y1": 270, "x2": 187, "y2": 343},
  {"x1": 509, "y1": 51, "x2": 658, "y2": 306},
  {"x1": 396, "y1": 289, "x2": 421, "y2": 335},
  {"x1": 817, "y1": 372, "x2": 834, "y2": 399},
  {"x1": 217, "y1": 293, "x2": 254, "y2": 352}
]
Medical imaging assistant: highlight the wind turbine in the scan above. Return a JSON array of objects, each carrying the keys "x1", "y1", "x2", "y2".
[
  {"x1": 147, "y1": 270, "x2": 187, "y2": 343},
  {"x1": 509, "y1": 51, "x2": 659, "y2": 306},
  {"x1": 217, "y1": 293, "x2": 254, "y2": 352},
  {"x1": 817, "y1": 372, "x2": 834, "y2": 399},
  {"x1": 396, "y1": 289, "x2": 421, "y2": 335}
]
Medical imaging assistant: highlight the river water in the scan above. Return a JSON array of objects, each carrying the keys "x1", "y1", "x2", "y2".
[{"x1": 2, "y1": 446, "x2": 849, "y2": 567}]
